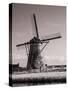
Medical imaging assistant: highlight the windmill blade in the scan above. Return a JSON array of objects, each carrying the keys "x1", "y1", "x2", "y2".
[
  {"x1": 16, "y1": 42, "x2": 30, "y2": 47},
  {"x1": 16, "y1": 40, "x2": 49, "y2": 47},
  {"x1": 41, "y1": 32, "x2": 62, "y2": 42},
  {"x1": 16, "y1": 32, "x2": 62, "y2": 47},
  {"x1": 33, "y1": 14, "x2": 39, "y2": 39}
]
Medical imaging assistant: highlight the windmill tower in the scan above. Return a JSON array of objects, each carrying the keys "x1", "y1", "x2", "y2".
[{"x1": 27, "y1": 14, "x2": 43, "y2": 70}]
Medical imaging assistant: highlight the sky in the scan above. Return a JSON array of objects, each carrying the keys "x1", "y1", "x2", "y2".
[{"x1": 11, "y1": 3, "x2": 66, "y2": 67}]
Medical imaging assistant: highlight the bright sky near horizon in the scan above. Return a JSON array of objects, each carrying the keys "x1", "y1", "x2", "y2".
[{"x1": 11, "y1": 3, "x2": 66, "y2": 67}]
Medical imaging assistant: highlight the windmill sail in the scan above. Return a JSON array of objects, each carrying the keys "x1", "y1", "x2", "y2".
[
  {"x1": 16, "y1": 33, "x2": 61, "y2": 47},
  {"x1": 33, "y1": 14, "x2": 39, "y2": 39},
  {"x1": 16, "y1": 42, "x2": 30, "y2": 47},
  {"x1": 41, "y1": 32, "x2": 62, "y2": 42}
]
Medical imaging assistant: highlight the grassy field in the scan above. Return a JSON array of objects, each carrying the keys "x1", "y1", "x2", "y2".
[{"x1": 9, "y1": 71, "x2": 66, "y2": 86}]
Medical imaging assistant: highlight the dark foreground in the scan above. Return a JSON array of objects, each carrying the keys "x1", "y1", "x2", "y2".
[
  {"x1": 9, "y1": 77, "x2": 66, "y2": 87},
  {"x1": 9, "y1": 67, "x2": 66, "y2": 87}
]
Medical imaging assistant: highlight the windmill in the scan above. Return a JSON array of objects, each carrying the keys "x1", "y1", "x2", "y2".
[{"x1": 16, "y1": 14, "x2": 62, "y2": 71}]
